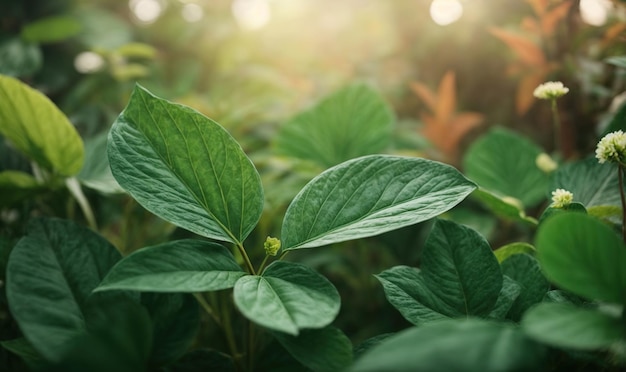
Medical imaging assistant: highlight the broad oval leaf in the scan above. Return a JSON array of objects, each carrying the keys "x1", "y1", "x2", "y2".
[
  {"x1": 536, "y1": 213, "x2": 626, "y2": 304},
  {"x1": 500, "y1": 254, "x2": 550, "y2": 321},
  {"x1": 273, "y1": 326, "x2": 353, "y2": 372},
  {"x1": 463, "y1": 127, "x2": 549, "y2": 208},
  {"x1": 6, "y1": 218, "x2": 121, "y2": 361},
  {"x1": 233, "y1": 261, "x2": 340, "y2": 335},
  {"x1": 275, "y1": 84, "x2": 394, "y2": 168},
  {"x1": 107, "y1": 85, "x2": 263, "y2": 244},
  {"x1": 281, "y1": 155, "x2": 476, "y2": 250},
  {"x1": 0, "y1": 75, "x2": 84, "y2": 175},
  {"x1": 522, "y1": 302, "x2": 623, "y2": 350},
  {"x1": 96, "y1": 240, "x2": 245, "y2": 293},
  {"x1": 488, "y1": 275, "x2": 521, "y2": 320},
  {"x1": 351, "y1": 318, "x2": 546, "y2": 372}
]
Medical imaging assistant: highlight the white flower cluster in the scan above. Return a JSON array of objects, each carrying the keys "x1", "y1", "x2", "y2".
[
  {"x1": 595, "y1": 130, "x2": 626, "y2": 164},
  {"x1": 533, "y1": 81, "x2": 569, "y2": 100},
  {"x1": 551, "y1": 189, "x2": 573, "y2": 208}
]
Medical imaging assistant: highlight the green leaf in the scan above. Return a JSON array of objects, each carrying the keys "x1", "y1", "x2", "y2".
[
  {"x1": 377, "y1": 219, "x2": 502, "y2": 324},
  {"x1": 1, "y1": 338, "x2": 47, "y2": 370},
  {"x1": 165, "y1": 349, "x2": 235, "y2": 372},
  {"x1": 536, "y1": 213, "x2": 626, "y2": 304},
  {"x1": 275, "y1": 84, "x2": 394, "y2": 168},
  {"x1": 21, "y1": 16, "x2": 82, "y2": 44},
  {"x1": 0, "y1": 170, "x2": 45, "y2": 206},
  {"x1": 522, "y1": 302, "x2": 623, "y2": 350},
  {"x1": 141, "y1": 293, "x2": 199, "y2": 367},
  {"x1": 282, "y1": 155, "x2": 476, "y2": 250},
  {"x1": 0, "y1": 37, "x2": 42, "y2": 77},
  {"x1": 601, "y1": 101, "x2": 626, "y2": 135},
  {"x1": 552, "y1": 156, "x2": 623, "y2": 208},
  {"x1": 96, "y1": 240, "x2": 245, "y2": 293},
  {"x1": 493, "y1": 242, "x2": 536, "y2": 263},
  {"x1": 538, "y1": 202, "x2": 587, "y2": 225},
  {"x1": 351, "y1": 318, "x2": 547, "y2": 372},
  {"x1": 78, "y1": 132, "x2": 123, "y2": 194},
  {"x1": 606, "y1": 56, "x2": 626, "y2": 69},
  {"x1": 273, "y1": 326, "x2": 353, "y2": 372},
  {"x1": 108, "y1": 85, "x2": 263, "y2": 244},
  {"x1": 6, "y1": 218, "x2": 122, "y2": 361},
  {"x1": 488, "y1": 275, "x2": 521, "y2": 319},
  {"x1": 500, "y1": 254, "x2": 550, "y2": 321},
  {"x1": 463, "y1": 127, "x2": 549, "y2": 208},
  {"x1": 76, "y1": 8, "x2": 132, "y2": 49},
  {"x1": 470, "y1": 188, "x2": 537, "y2": 225},
  {"x1": 0, "y1": 75, "x2": 84, "y2": 175},
  {"x1": 233, "y1": 261, "x2": 340, "y2": 335}
]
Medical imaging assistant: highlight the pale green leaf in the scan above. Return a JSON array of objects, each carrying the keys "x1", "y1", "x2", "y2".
[
  {"x1": 494, "y1": 242, "x2": 536, "y2": 263},
  {"x1": 282, "y1": 155, "x2": 476, "y2": 250},
  {"x1": 21, "y1": 16, "x2": 82, "y2": 44},
  {"x1": 0, "y1": 37, "x2": 42, "y2": 77},
  {"x1": 107, "y1": 85, "x2": 263, "y2": 244}
]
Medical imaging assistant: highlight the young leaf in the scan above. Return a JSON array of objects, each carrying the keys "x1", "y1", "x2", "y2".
[
  {"x1": 352, "y1": 318, "x2": 547, "y2": 372},
  {"x1": 0, "y1": 75, "x2": 84, "y2": 175},
  {"x1": 522, "y1": 302, "x2": 623, "y2": 350},
  {"x1": 96, "y1": 240, "x2": 245, "y2": 293},
  {"x1": 6, "y1": 218, "x2": 122, "y2": 361},
  {"x1": 494, "y1": 242, "x2": 536, "y2": 263},
  {"x1": 275, "y1": 84, "x2": 394, "y2": 168},
  {"x1": 500, "y1": 254, "x2": 550, "y2": 321},
  {"x1": 470, "y1": 188, "x2": 537, "y2": 226},
  {"x1": 282, "y1": 155, "x2": 476, "y2": 250},
  {"x1": 20, "y1": 16, "x2": 82, "y2": 44},
  {"x1": 272, "y1": 326, "x2": 353, "y2": 372},
  {"x1": 535, "y1": 213, "x2": 626, "y2": 304},
  {"x1": 464, "y1": 127, "x2": 549, "y2": 208},
  {"x1": 233, "y1": 261, "x2": 340, "y2": 335},
  {"x1": 108, "y1": 85, "x2": 263, "y2": 244}
]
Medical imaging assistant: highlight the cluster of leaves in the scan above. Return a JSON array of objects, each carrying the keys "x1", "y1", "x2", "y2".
[{"x1": 2, "y1": 71, "x2": 626, "y2": 371}]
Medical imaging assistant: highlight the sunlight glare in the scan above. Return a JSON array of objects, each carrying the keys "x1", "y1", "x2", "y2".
[
  {"x1": 129, "y1": 0, "x2": 163, "y2": 24},
  {"x1": 232, "y1": 0, "x2": 271, "y2": 31},
  {"x1": 74, "y1": 52, "x2": 104, "y2": 74},
  {"x1": 182, "y1": 3, "x2": 204, "y2": 23},
  {"x1": 580, "y1": 0, "x2": 612, "y2": 26},
  {"x1": 429, "y1": 0, "x2": 463, "y2": 26}
]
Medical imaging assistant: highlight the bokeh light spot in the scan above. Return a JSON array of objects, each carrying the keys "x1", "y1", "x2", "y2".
[
  {"x1": 580, "y1": 0, "x2": 612, "y2": 26},
  {"x1": 232, "y1": 0, "x2": 271, "y2": 31},
  {"x1": 182, "y1": 3, "x2": 204, "y2": 23},
  {"x1": 130, "y1": 0, "x2": 163, "y2": 24},
  {"x1": 430, "y1": 0, "x2": 463, "y2": 26},
  {"x1": 74, "y1": 52, "x2": 104, "y2": 73}
]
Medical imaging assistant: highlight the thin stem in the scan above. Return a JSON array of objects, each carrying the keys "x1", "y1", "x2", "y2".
[
  {"x1": 619, "y1": 165, "x2": 626, "y2": 243},
  {"x1": 220, "y1": 296, "x2": 244, "y2": 371},
  {"x1": 551, "y1": 99, "x2": 562, "y2": 155},
  {"x1": 247, "y1": 320, "x2": 256, "y2": 372},
  {"x1": 257, "y1": 255, "x2": 270, "y2": 274},
  {"x1": 236, "y1": 242, "x2": 256, "y2": 275},
  {"x1": 65, "y1": 177, "x2": 98, "y2": 230},
  {"x1": 192, "y1": 292, "x2": 221, "y2": 325},
  {"x1": 278, "y1": 250, "x2": 289, "y2": 261}
]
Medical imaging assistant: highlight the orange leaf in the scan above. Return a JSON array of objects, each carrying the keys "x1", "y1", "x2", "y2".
[
  {"x1": 435, "y1": 71, "x2": 456, "y2": 125},
  {"x1": 527, "y1": 0, "x2": 548, "y2": 16},
  {"x1": 440, "y1": 113, "x2": 484, "y2": 156},
  {"x1": 521, "y1": 17, "x2": 540, "y2": 34},
  {"x1": 541, "y1": 1, "x2": 572, "y2": 35},
  {"x1": 603, "y1": 23, "x2": 626, "y2": 46},
  {"x1": 489, "y1": 28, "x2": 546, "y2": 67},
  {"x1": 410, "y1": 82, "x2": 437, "y2": 112},
  {"x1": 516, "y1": 72, "x2": 547, "y2": 115}
]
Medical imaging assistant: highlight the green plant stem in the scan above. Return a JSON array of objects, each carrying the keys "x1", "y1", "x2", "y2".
[
  {"x1": 247, "y1": 320, "x2": 256, "y2": 372},
  {"x1": 257, "y1": 255, "x2": 271, "y2": 274},
  {"x1": 236, "y1": 242, "x2": 256, "y2": 275},
  {"x1": 65, "y1": 177, "x2": 98, "y2": 230},
  {"x1": 192, "y1": 292, "x2": 221, "y2": 325},
  {"x1": 220, "y1": 296, "x2": 244, "y2": 371},
  {"x1": 551, "y1": 99, "x2": 562, "y2": 155},
  {"x1": 619, "y1": 165, "x2": 626, "y2": 243}
]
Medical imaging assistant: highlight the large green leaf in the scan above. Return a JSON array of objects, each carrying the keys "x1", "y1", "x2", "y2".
[
  {"x1": 0, "y1": 75, "x2": 84, "y2": 175},
  {"x1": 273, "y1": 326, "x2": 353, "y2": 372},
  {"x1": 376, "y1": 219, "x2": 502, "y2": 324},
  {"x1": 0, "y1": 37, "x2": 42, "y2": 77},
  {"x1": 500, "y1": 254, "x2": 550, "y2": 320},
  {"x1": 463, "y1": 127, "x2": 549, "y2": 208},
  {"x1": 281, "y1": 155, "x2": 476, "y2": 250},
  {"x1": 233, "y1": 261, "x2": 340, "y2": 335},
  {"x1": 536, "y1": 213, "x2": 626, "y2": 304},
  {"x1": 20, "y1": 16, "x2": 82, "y2": 44},
  {"x1": 522, "y1": 302, "x2": 624, "y2": 350},
  {"x1": 96, "y1": 240, "x2": 245, "y2": 293},
  {"x1": 351, "y1": 318, "x2": 547, "y2": 372},
  {"x1": 107, "y1": 85, "x2": 263, "y2": 244},
  {"x1": 6, "y1": 218, "x2": 121, "y2": 361},
  {"x1": 275, "y1": 84, "x2": 394, "y2": 168},
  {"x1": 552, "y1": 156, "x2": 623, "y2": 208}
]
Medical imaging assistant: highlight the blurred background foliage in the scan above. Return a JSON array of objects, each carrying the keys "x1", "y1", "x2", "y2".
[{"x1": 1, "y1": 0, "x2": 626, "y2": 369}]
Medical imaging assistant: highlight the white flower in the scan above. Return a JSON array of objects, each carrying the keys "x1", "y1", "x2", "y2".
[
  {"x1": 533, "y1": 81, "x2": 570, "y2": 100},
  {"x1": 596, "y1": 130, "x2": 626, "y2": 164},
  {"x1": 551, "y1": 189, "x2": 573, "y2": 208}
]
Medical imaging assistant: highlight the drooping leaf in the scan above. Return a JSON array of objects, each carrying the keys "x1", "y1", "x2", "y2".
[
  {"x1": 273, "y1": 326, "x2": 353, "y2": 372},
  {"x1": 0, "y1": 75, "x2": 84, "y2": 175},
  {"x1": 282, "y1": 155, "x2": 476, "y2": 250},
  {"x1": 522, "y1": 302, "x2": 623, "y2": 350},
  {"x1": 488, "y1": 275, "x2": 521, "y2": 320},
  {"x1": 21, "y1": 16, "x2": 82, "y2": 44},
  {"x1": 0, "y1": 37, "x2": 42, "y2": 77},
  {"x1": 233, "y1": 261, "x2": 340, "y2": 335},
  {"x1": 535, "y1": 213, "x2": 626, "y2": 304},
  {"x1": 78, "y1": 132, "x2": 123, "y2": 194},
  {"x1": 275, "y1": 84, "x2": 394, "y2": 168},
  {"x1": 96, "y1": 240, "x2": 245, "y2": 293},
  {"x1": 464, "y1": 127, "x2": 549, "y2": 208},
  {"x1": 471, "y1": 188, "x2": 537, "y2": 226},
  {"x1": 500, "y1": 254, "x2": 550, "y2": 320},
  {"x1": 6, "y1": 218, "x2": 121, "y2": 361},
  {"x1": 488, "y1": 28, "x2": 546, "y2": 66},
  {"x1": 377, "y1": 220, "x2": 502, "y2": 324},
  {"x1": 351, "y1": 318, "x2": 547, "y2": 372},
  {"x1": 0, "y1": 170, "x2": 45, "y2": 206},
  {"x1": 141, "y1": 293, "x2": 199, "y2": 367},
  {"x1": 107, "y1": 85, "x2": 263, "y2": 244},
  {"x1": 494, "y1": 242, "x2": 536, "y2": 263}
]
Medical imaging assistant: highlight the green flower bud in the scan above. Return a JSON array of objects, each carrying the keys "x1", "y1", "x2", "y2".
[{"x1": 264, "y1": 236, "x2": 281, "y2": 256}]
